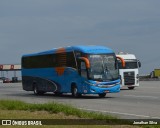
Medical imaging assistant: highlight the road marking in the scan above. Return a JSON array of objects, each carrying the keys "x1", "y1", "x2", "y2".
[
  {"x1": 79, "y1": 108, "x2": 160, "y2": 119},
  {"x1": 124, "y1": 95, "x2": 158, "y2": 99}
]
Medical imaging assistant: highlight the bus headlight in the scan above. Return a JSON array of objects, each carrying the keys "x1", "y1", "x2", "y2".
[{"x1": 84, "y1": 81, "x2": 97, "y2": 86}]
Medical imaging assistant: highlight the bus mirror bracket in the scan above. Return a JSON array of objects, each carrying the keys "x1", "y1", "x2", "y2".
[
  {"x1": 78, "y1": 57, "x2": 90, "y2": 69},
  {"x1": 116, "y1": 56, "x2": 125, "y2": 68}
]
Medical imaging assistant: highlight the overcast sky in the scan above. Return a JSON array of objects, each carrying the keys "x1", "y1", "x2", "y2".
[{"x1": 0, "y1": 0, "x2": 160, "y2": 74}]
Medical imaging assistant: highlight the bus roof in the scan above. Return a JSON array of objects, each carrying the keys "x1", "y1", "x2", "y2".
[
  {"x1": 71, "y1": 45, "x2": 113, "y2": 54},
  {"x1": 22, "y1": 45, "x2": 114, "y2": 57}
]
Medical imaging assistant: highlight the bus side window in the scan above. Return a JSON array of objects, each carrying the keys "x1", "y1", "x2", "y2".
[{"x1": 80, "y1": 62, "x2": 87, "y2": 79}]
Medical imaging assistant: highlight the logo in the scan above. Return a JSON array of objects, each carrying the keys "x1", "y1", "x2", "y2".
[
  {"x1": 1, "y1": 120, "x2": 42, "y2": 126},
  {"x1": 2, "y1": 120, "x2": 11, "y2": 125}
]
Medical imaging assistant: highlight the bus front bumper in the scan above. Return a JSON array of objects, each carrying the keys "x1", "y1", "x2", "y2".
[{"x1": 89, "y1": 84, "x2": 120, "y2": 94}]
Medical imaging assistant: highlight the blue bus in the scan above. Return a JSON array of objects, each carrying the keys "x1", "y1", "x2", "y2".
[{"x1": 21, "y1": 45, "x2": 125, "y2": 97}]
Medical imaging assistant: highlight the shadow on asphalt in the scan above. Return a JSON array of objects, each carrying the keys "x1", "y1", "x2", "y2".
[
  {"x1": 7, "y1": 92, "x2": 115, "y2": 99},
  {"x1": 120, "y1": 88, "x2": 135, "y2": 91}
]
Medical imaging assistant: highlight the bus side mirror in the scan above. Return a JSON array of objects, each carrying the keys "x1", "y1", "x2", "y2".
[
  {"x1": 116, "y1": 56, "x2": 125, "y2": 68},
  {"x1": 77, "y1": 57, "x2": 90, "y2": 79},
  {"x1": 78, "y1": 57, "x2": 90, "y2": 69},
  {"x1": 138, "y1": 60, "x2": 141, "y2": 68}
]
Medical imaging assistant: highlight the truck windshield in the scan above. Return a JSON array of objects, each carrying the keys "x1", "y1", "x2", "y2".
[
  {"x1": 88, "y1": 54, "x2": 119, "y2": 81},
  {"x1": 118, "y1": 59, "x2": 138, "y2": 69}
]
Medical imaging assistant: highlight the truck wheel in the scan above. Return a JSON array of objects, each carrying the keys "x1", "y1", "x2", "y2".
[
  {"x1": 128, "y1": 87, "x2": 135, "y2": 90},
  {"x1": 98, "y1": 93, "x2": 106, "y2": 98}
]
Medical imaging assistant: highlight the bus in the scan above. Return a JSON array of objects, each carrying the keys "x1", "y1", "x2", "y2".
[
  {"x1": 116, "y1": 52, "x2": 141, "y2": 89},
  {"x1": 21, "y1": 45, "x2": 125, "y2": 97}
]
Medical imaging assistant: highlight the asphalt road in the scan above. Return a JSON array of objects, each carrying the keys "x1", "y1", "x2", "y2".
[{"x1": 0, "y1": 81, "x2": 160, "y2": 119}]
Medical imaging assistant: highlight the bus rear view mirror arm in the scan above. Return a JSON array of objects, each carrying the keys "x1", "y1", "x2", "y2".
[
  {"x1": 116, "y1": 56, "x2": 125, "y2": 68},
  {"x1": 78, "y1": 57, "x2": 90, "y2": 69}
]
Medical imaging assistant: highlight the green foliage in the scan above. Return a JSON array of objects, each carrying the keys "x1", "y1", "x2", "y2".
[
  {"x1": 0, "y1": 100, "x2": 115, "y2": 120},
  {"x1": 0, "y1": 100, "x2": 140, "y2": 126},
  {"x1": 1, "y1": 100, "x2": 159, "y2": 127}
]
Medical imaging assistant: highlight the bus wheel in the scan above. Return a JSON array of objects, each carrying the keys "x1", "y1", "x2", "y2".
[
  {"x1": 33, "y1": 85, "x2": 45, "y2": 95},
  {"x1": 33, "y1": 85, "x2": 38, "y2": 95},
  {"x1": 71, "y1": 86, "x2": 81, "y2": 98},
  {"x1": 98, "y1": 93, "x2": 106, "y2": 98},
  {"x1": 128, "y1": 87, "x2": 135, "y2": 90}
]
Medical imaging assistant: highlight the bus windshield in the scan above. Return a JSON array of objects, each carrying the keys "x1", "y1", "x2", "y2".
[
  {"x1": 118, "y1": 59, "x2": 138, "y2": 69},
  {"x1": 88, "y1": 54, "x2": 119, "y2": 81}
]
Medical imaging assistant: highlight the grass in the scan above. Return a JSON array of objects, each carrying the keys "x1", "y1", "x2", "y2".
[
  {"x1": 0, "y1": 99, "x2": 115, "y2": 120},
  {"x1": 0, "y1": 110, "x2": 113, "y2": 128},
  {"x1": 0, "y1": 99, "x2": 158, "y2": 128},
  {"x1": 0, "y1": 100, "x2": 124, "y2": 128}
]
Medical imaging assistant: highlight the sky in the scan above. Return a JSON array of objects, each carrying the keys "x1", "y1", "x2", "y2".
[{"x1": 0, "y1": 0, "x2": 160, "y2": 75}]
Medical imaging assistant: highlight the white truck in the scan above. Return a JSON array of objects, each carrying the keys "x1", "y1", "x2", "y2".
[{"x1": 116, "y1": 52, "x2": 141, "y2": 89}]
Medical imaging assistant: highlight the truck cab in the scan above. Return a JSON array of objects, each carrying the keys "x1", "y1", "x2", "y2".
[{"x1": 116, "y1": 52, "x2": 141, "y2": 89}]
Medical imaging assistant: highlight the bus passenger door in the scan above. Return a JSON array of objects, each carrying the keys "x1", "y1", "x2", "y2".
[
  {"x1": 77, "y1": 60, "x2": 89, "y2": 93},
  {"x1": 77, "y1": 59, "x2": 88, "y2": 78},
  {"x1": 80, "y1": 61, "x2": 88, "y2": 79}
]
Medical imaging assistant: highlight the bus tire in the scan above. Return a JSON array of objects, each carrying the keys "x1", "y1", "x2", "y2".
[
  {"x1": 33, "y1": 85, "x2": 38, "y2": 95},
  {"x1": 128, "y1": 87, "x2": 135, "y2": 90},
  {"x1": 98, "y1": 93, "x2": 106, "y2": 98},
  {"x1": 33, "y1": 85, "x2": 45, "y2": 95},
  {"x1": 71, "y1": 85, "x2": 81, "y2": 98}
]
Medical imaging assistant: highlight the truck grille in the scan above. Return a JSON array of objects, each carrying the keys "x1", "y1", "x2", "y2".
[{"x1": 124, "y1": 72, "x2": 135, "y2": 85}]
